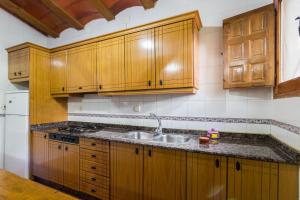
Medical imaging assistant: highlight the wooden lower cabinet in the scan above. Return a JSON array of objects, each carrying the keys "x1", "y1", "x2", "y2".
[
  {"x1": 187, "y1": 153, "x2": 227, "y2": 200},
  {"x1": 110, "y1": 142, "x2": 143, "y2": 200},
  {"x1": 144, "y1": 147, "x2": 186, "y2": 200},
  {"x1": 31, "y1": 132, "x2": 49, "y2": 180},
  {"x1": 228, "y1": 158, "x2": 278, "y2": 200},
  {"x1": 278, "y1": 164, "x2": 299, "y2": 200},
  {"x1": 48, "y1": 140, "x2": 79, "y2": 191}
]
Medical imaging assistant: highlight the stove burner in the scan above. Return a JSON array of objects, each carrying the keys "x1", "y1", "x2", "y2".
[{"x1": 58, "y1": 125, "x2": 99, "y2": 133}]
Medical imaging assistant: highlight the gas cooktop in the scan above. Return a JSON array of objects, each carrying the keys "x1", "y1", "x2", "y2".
[{"x1": 57, "y1": 124, "x2": 100, "y2": 134}]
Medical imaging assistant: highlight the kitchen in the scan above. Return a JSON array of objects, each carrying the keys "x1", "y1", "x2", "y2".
[{"x1": 0, "y1": 0, "x2": 299, "y2": 199}]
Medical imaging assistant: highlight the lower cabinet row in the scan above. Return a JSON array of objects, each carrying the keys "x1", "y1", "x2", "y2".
[{"x1": 31, "y1": 132, "x2": 299, "y2": 200}]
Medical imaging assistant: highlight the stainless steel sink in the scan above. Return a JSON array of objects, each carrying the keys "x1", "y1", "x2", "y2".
[
  {"x1": 154, "y1": 134, "x2": 191, "y2": 144},
  {"x1": 124, "y1": 131, "x2": 155, "y2": 140}
]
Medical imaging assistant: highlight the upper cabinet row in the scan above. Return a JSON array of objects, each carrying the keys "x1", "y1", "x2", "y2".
[{"x1": 50, "y1": 19, "x2": 200, "y2": 96}]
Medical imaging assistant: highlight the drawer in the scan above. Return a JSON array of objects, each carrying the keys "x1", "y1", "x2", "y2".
[
  {"x1": 80, "y1": 148, "x2": 108, "y2": 164},
  {"x1": 80, "y1": 159, "x2": 108, "y2": 177},
  {"x1": 80, "y1": 170, "x2": 109, "y2": 189},
  {"x1": 80, "y1": 138, "x2": 109, "y2": 152},
  {"x1": 80, "y1": 181, "x2": 109, "y2": 200}
]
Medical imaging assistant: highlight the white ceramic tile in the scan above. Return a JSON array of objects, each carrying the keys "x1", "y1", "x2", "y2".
[
  {"x1": 187, "y1": 101, "x2": 206, "y2": 117},
  {"x1": 224, "y1": 123, "x2": 247, "y2": 133},
  {"x1": 246, "y1": 124, "x2": 270, "y2": 134},
  {"x1": 271, "y1": 125, "x2": 300, "y2": 151},
  {"x1": 226, "y1": 100, "x2": 248, "y2": 118},
  {"x1": 185, "y1": 121, "x2": 207, "y2": 130},
  {"x1": 205, "y1": 100, "x2": 227, "y2": 117},
  {"x1": 247, "y1": 100, "x2": 271, "y2": 119},
  {"x1": 204, "y1": 83, "x2": 226, "y2": 100}
]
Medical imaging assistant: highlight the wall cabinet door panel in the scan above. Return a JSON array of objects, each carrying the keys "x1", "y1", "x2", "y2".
[
  {"x1": 155, "y1": 20, "x2": 194, "y2": 89},
  {"x1": 223, "y1": 5, "x2": 274, "y2": 88},
  {"x1": 48, "y1": 141, "x2": 64, "y2": 185},
  {"x1": 110, "y1": 142, "x2": 143, "y2": 200},
  {"x1": 67, "y1": 44, "x2": 97, "y2": 93},
  {"x1": 31, "y1": 132, "x2": 48, "y2": 180},
  {"x1": 187, "y1": 153, "x2": 227, "y2": 200},
  {"x1": 125, "y1": 29, "x2": 155, "y2": 91},
  {"x1": 97, "y1": 36, "x2": 125, "y2": 92},
  {"x1": 8, "y1": 48, "x2": 30, "y2": 81},
  {"x1": 144, "y1": 147, "x2": 186, "y2": 200},
  {"x1": 228, "y1": 158, "x2": 278, "y2": 200},
  {"x1": 63, "y1": 144, "x2": 79, "y2": 191},
  {"x1": 50, "y1": 51, "x2": 67, "y2": 94}
]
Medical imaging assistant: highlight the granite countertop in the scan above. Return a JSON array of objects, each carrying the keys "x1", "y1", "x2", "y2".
[{"x1": 31, "y1": 121, "x2": 300, "y2": 165}]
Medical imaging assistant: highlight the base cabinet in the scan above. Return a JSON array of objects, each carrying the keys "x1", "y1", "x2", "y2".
[
  {"x1": 144, "y1": 147, "x2": 186, "y2": 200},
  {"x1": 228, "y1": 158, "x2": 278, "y2": 200},
  {"x1": 187, "y1": 153, "x2": 227, "y2": 200},
  {"x1": 110, "y1": 142, "x2": 143, "y2": 200}
]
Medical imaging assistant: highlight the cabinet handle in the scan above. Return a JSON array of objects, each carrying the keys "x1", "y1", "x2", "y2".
[
  {"x1": 62, "y1": 87, "x2": 65, "y2": 91},
  {"x1": 14, "y1": 72, "x2": 17, "y2": 76},
  {"x1": 91, "y1": 177, "x2": 96, "y2": 181},
  {"x1": 91, "y1": 189, "x2": 96, "y2": 193},
  {"x1": 91, "y1": 154, "x2": 96, "y2": 158},
  {"x1": 43, "y1": 134, "x2": 47, "y2": 139},
  {"x1": 58, "y1": 145, "x2": 61, "y2": 150},
  {"x1": 148, "y1": 80, "x2": 151, "y2": 86},
  {"x1": 159, "y1": 80, "x2": 163, "y2": 86},
  {"x1": 65, "y1": 146, "x2": 68, "y2": 151},
  {"x1": 91, "y1": 166, "x2": 96, "y2": 170},
  {"x1": 148, "y1": 149, "x2": 152, "y2": 157},
  {"x1": 215, "y1": 159, "x2": 220, "y2": 168},
  {"x1": 99, "y1": 85, "x2": 102, "y2": 90},
  {"x1": 91, "y1": 143, "x2": 96, "y2": 146},
  {"x1": 78, "y1": 86, "x2": 82, "y2": 90},
  {"x1": 135, "y1": 148, "x2": 139, "y2": 155},
  {"x1": 236, "y1": 161, "x2": 241, "y2": 171},
  {"x1": 18, "y1": 72, "x2": 21, "y2": 75}
]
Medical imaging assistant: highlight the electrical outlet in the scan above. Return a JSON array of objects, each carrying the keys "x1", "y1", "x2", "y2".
[{"x1": 133, "y1": 104, "x2": 141, "y2": 112}]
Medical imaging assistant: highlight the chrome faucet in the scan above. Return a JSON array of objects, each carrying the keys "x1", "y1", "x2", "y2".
[{"x1": 150, "y1": 113, "x2": 163, "y2": 136}]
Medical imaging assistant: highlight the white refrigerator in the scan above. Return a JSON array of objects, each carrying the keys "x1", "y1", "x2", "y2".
[{"x1": 4, "y1": 91, "x2": 29, "y2": 178}]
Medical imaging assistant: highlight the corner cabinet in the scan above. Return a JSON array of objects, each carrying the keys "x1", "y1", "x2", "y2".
[
  {"x1": 223, "y1": 4, "x2": 275, "y2": 88},
  {"x1": 67, "y1": 44, "x2": 97, "y2": 93}
]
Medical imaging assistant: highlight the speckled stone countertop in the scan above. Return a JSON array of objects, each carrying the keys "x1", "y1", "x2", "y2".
[{"x1": 31, "y1": 121, "x2": 300, "y2": 165}]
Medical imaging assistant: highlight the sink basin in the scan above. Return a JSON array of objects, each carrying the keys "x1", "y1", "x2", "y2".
[
  {"x1": 154, "y1": 134, "x2": 191, "y2": 144},
  {"x1": 124, "y1": 131, "x2": 155, "y2": 140}
]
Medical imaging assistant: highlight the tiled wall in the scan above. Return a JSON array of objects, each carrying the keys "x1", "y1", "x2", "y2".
[{"x1": 68, "y1": 27, "x2": 273, "y2": 134}]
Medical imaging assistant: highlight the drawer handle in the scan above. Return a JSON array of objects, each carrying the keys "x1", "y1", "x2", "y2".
[
  {"x1": 91, "y1": 177, "x2": 96, "y2": 181},
  {"x1": 215, "y1": 159, "x2": 220, "y2": 168},
  {"x1": 236, "y1": 161, "x2": 241, "y2": 171},
  {"x1": 91, "y1": 189, "x2": 96, "y2": 193},
  {"x1": 91, "y1": 154, "x2": 96, "y2": 158},
  {"x1": 78, "y1": 86, "x2": 82, "y2": 89},
  {"x1": 91, "y1": 166, "x2": 96, "y2": 170},
  {"x1": 44, "y1": 134, "x2": 47, "y2": 139},
  {"x1": 18, "y1": 72, "x2": 21, "y2": 75},
  {"x1": 91, "y1": 143, "x2": 96, "y2": 146}
]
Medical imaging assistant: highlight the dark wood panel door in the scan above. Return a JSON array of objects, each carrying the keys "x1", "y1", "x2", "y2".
[
  {"x1": 31, "y1": 132, "x2": 48, "y2": 180},
  {"x1": 63, "y1": 143, "x2": 79, "y2": 191},
  {"x1": 48, "y1": 140, "x2": 64, "y2": 185}
]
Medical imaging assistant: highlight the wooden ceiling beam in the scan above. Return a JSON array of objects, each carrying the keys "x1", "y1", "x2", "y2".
[
  {"x1": 40, "y1": 0, "x2": 84, "y2": 30},
  {"x1": 140, "y1": 0, "x2": 155, "y2": 9},
  {"x1": 0, "y1": 0, "x2": 59, "y2": 37},
  {"x1": 90, "y1": 0, "x2": 115, "y2": 21}
]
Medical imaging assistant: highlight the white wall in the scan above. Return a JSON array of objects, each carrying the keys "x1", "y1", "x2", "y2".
[
  {"x1": 0, "y1": 8, "x2": 48, "y2": 169},
  {"x1": 47, "y1": 0, "x2": 272, "y2": 48}
]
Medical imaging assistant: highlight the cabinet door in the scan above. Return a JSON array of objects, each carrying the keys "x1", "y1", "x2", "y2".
[
  {"x1": 110, "y1": 142, "x2": 143, "y2": 200},
  {"x1": 48, "y1": 141, "x2": 64, "y2": 185},
  {"x1": 50, "y1": 51, "x2": 67, "y2": 94},
  {"x1": 228, "y1": 158, "x2": 278, "y2": 200},
  {"x1": 31, "y1": 132, "x2": 48, "y2": 179},
  {"x1": 63, "y1": 144, "x2": 79, "y2": 190},
  {"x1": 125, "y1": 29, "x2": 155, "y2": 90},
  {"x1": 223, "y1": 5, "x2": 274, "y2": 88},
  {"x1": 144, "y1": 147, "x2": 186, "y2": 200},
  {"x1": 155, "y1": 20, "x2": 194, "y2": 89},
  {"x1": 67, "y1": 44, "x2": 97, "y2": 93},
  {"x1": 8, "y1": 48, "x2": 30, "y2": 80},
  {"x1": 187, "y1": 153, "x2": 227, "y2": 200},
  {"x1": 97, "y1": 36, "x2": 125, "y2": 92}
]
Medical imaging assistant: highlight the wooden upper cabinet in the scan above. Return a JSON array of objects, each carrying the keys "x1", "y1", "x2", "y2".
[
  {"x1": 67, "y1": 44, "x2": 97, "y2": 93},
  {"x1": 97, "y1": 36, "x2": 125, "y2": 92},
  {"x1": 63, "y1": 143, "x2": 79, "y2": 191},
  {"x1": 50, "y1": 51, "x2": 67, "y2": 94},
  {"x1": 48, "y1": 140, "x2": 64, "y2": 185},
  {"x1": 110, "y1": 142, "x2": 143, "y2": 200},
  {"x1": 8, "y1": 47, "x2": 30, "y2": 82},
  {"x1": 187, "y1": 153, "x2": 227, "y2": 200},
  {"x1": 223, "y1": 4, "x2": 275, "y2": 88},
  {"x1": 155, "y1": 20, "x2": 196, "y2": 89},
  {"x1": 228, "y1": 158, "x2": 278, "y2": 200},
  {"x1": 144, "y1": 147, "x2": 186, "y2": 200},
  {"x1": 125, "y1": 29, "x2": 155, "y2": 91},
  {"x1": 31, "y1": 132, "x2": 48, "y2": 180}
]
